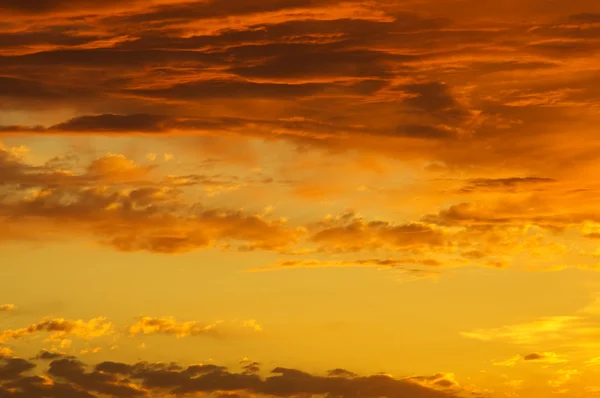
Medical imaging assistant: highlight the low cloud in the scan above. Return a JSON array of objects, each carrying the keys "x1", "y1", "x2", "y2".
[{"x1": 0, "y1": 353, "x2": 465, "y2": 398}]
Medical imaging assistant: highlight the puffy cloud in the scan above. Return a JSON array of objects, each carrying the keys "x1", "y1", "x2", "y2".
[
  {"x1": 34, "y1": 351, "x2": 66, "y2": 361},
  {"x1": 0, "y1": 318, "x2": 113, "y2": 343},
  {"x1": 0, "y1": 357, "x2": 35, "y2": 381},
  {"x1": 0, "y1": 304, "x2": 15, "y2": 312},
  {"x1": 47, "y1": 358, "x2": 145, "y2": 397},
  {"x1": 0, "y1": 353, "x2": 466, "y2": 398},
  {"x1": 0, "y1": 348, "x2": 14, "y2": 357},
  {"x1": 310, "y1": 213, "x2": 446, "y2": 252},
  {"x1": 0, "y1": 145, "x2": 301, "y2": 253}
]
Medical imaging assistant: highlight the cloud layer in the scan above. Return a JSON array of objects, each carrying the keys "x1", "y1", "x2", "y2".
[{"x1": 0, "y1": 352, "x2": 464, "y2": 398}]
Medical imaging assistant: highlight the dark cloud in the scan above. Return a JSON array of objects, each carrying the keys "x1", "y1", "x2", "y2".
[
  {"x1": 0, "y1": 76, "x2": 87, "y2": 100},
  {"x1": 34, "y1": 351, "x2": 66, "y2": 361},
  {"x1": 523, "y1": 353, "x2": 547, "y2": 361},
  {"x1": 568, "y1": 12, "x2": 600, "y2": 22},
  {"x1": 0, "y1": 350, "x2": 466, "y2": 398},
  {"x1": 400, "y1": 82, "x2": 469, "y2": 120},
  {"x1": 0, "y1": 357, "x2": 35, "y2": 381},
  {"x1": 49, "y1": 114, "x2": 172, "y2": 133},
  {"x1": 1, "y1": 375, "x2": 96, "y2": 398},
  {"x1": 111, "y1": 0, "x2": 336, "y2": 25},
  {"x1": 241, "y1": 361, "x2": 261, "y2": 375},
  {"x1": 91, "y1": 359, "x2": 457, "y2": 398},
  {"x1": 459, "y1": 177, "x2": 556, "y2": 193},
  {"x1": 396, "y1": 124, "x2": 459, "y2": 140},
  {"x1": 327, "y1": 368, "x2": 358, "y2": 378},
  {"x1": 0, "y1": 29, "x2": 103, "y2": 50},
  {"x1": 128, "y1": 78, "x2": 385, "y2": 100},
  {"x1": 0, "y1": 0, "x2": 140, "y2": 14},
  {"x1": 48, "y1": 358, "x2": 144, "y2": 397}
]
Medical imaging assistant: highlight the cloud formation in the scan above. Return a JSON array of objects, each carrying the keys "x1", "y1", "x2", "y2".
[
  {"x1": 0, "y1": 0, "x2": 599, "y2": 179},
  {"x1": 128, "y1": 317, "x2": 263, "y2": 338},
  {"x1": 0, "y1": 353, "x2": 466, "y2": 398},
  {"x1": 0, "y1": 318, "x2": 113, "y2": 343}
]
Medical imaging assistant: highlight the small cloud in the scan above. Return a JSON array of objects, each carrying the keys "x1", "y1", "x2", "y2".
[
  {"x1": 493, "y1": 356, "x2": 520, "y2": 367},
  {"x1": 505, "y1": 379, "x2": 524, "y2": 389},
  {"x1": 0, "y1": 347, "x2": 14, "y2": 357},
  {"x1": 548, "y1": 369, "x2": 579, "y2": 388},
  {"x1": 34, "y1": 350, "x2": 65, "y2": 360},
  {"x1": 0, "y1": 317, "x2": 113, "y2": 343},
  {"x1": 163, "y1": 153, "x2": 173, "y2": 161},
  {"x1": 522, "y1": 352, "x2": 567, "y2": 363},
  {"x1": 146, "y1": 153, "x2": 157, "y2": 161},
  {"x1": 129, "y1": 317, "x2": 219, "y2": 338},
  {"x1": 58, "y1": 339, "x2": 72, "y2": 349},
  {"x1": 80, "y1": 347, "x2": 102, "y2": 355},
  {"x1": 494, "y1": 352, "x2": 567, "y2": 367},
  {"x1": 129, "y1": 317, "x2": 263, "y2": 338},
  {"x1": 242, "y1": 320, "x2": 262, "y2": 332},
  {"x1": 0, "y1": 304, "x2": 16, "y2": 312}
]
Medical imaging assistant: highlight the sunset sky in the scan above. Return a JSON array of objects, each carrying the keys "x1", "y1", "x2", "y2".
[{"x1": 3, "y1": 0, "x2": 600, "y2": 397}]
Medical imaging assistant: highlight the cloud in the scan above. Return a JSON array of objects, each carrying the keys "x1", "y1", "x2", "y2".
[
  {"x1": 459, "y1": 177, "x2": 557, "y2": 193},
  {"x1": 0, "y1": 145, "x2": 301, "y2": 253},
  {"x1": 463, "y1": 296, "x2": 600, "y2": 355},
  {"x1": 34, "y1": 351, "x2": 66, "y2": 361},
  {"x1": 404, "y1": 373, "x2": 460, "y2": 391},
  {"x1": 47, "y1": 358, "x2": 145, "y2": 397},
  {"x1": 3, "y1": 0, "x2": 598, "y2": 177},
  {"x1": 310, "y1": 213, "x2": 446, "y2": 252},
  {"x1": 0, "y1": 357, "x2": 35, "y2": 381},
  {"x1": 49, "y1": 114, "x2": 172, "y2": 133},
  {"x1": 523, "y1": 352, "x2": 563, "y2": 362},
  {"x1": 0, "y1": 353, "x2": 465, "y2": 398},
  {"x1": 0, "y1": 318, "x2": 113, "y2": 343},
  {"x1": 0, "y1": 348, "x2": 14, "y2": 358},
  {"x1": 548, "y1": 369, "x2": 579, "y2": 389},
  {"x1": 128, "y1": 317, "x2": 262, "y2": 338},
  {"x1": 0, "y1": 305, "x2": 16, "y2": 312},
  {"x1": 248, "y1": 258, "x2": 443, "y2": 281},
  {"x1": 2, "y1": 0, "x2": 600, "y2": 280},
  {"x1": 494, "y1": 352, "x2": 568, "y2": 366},
  {"x1": 461, "y1": 316, "x2": 579, "y2": 344}
]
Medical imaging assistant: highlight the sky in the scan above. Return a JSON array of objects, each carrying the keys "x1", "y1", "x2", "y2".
[{"x1": 2, "y1": 0, "x2": 600, "y2": 397}]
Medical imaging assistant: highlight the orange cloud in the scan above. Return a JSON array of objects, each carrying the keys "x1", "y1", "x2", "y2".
[
  {"x1": 128, "y1": 317, "x2": 263, "y2": 338},
  {"x1": 0, "y1": 145, "x2": 301, "y2": 253},
  {"x1": 0, "y1": 318, "x2": 113, "y2": 343},
  {"x1": 310, "y1": 213, "x2": 446, "y2": 252},
  {"x1": 494, "y1": 352, "x2": 568, "y2": 366}
]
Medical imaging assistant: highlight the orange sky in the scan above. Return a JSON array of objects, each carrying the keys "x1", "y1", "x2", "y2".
[{"x1": 2, "y1": 0, "x2": 600, "y2": 397}]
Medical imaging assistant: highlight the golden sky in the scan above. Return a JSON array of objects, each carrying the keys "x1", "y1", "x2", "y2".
[{"x1": 3, "y1": 0, "x2": 600, "y2": 397}]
